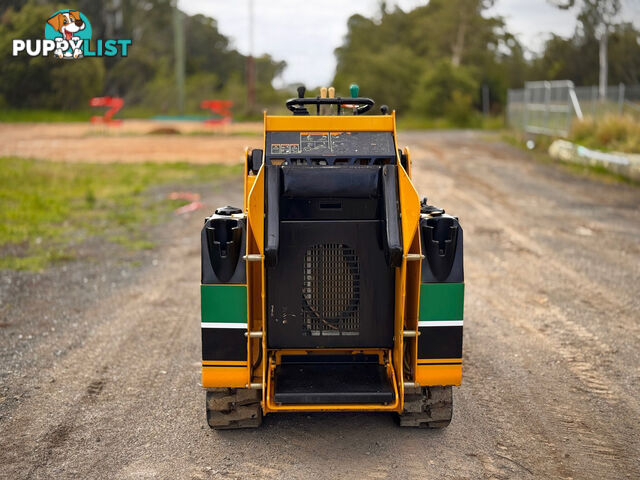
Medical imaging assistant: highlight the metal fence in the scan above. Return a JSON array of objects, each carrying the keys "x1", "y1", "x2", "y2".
[{"x1": 507, "y1": 81, "x2": 640, "y2": 136}]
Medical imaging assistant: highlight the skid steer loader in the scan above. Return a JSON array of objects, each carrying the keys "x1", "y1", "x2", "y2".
[{"x1": 200, "y1": 85, "x2": 464, "y2": 429}]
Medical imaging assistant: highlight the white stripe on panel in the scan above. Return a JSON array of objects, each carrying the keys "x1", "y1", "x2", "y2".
[
  {"x1": 418, "y1": 320, "x2": 463, "y2": 327},
  {"x1": 201, "y1": 322, "x2": 248, "y2": 329}
]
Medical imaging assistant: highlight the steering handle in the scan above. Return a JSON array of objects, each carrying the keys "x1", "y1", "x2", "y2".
[{"x1": 286, "y1": 97, "x2": 374, "y2": 115}]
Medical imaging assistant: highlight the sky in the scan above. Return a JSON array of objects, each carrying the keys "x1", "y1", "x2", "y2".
[{"x1": 178, "y1": 0, "x2": 640, "y2": 88}]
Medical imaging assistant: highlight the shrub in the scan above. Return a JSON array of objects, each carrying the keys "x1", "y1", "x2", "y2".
[
  {"x1": 569, "y1": 114, "x2": 640, "y2": 153},
  {"x1": 569, "y1": 116, "x2": 596, "y2": 144},
  {"x1": 411, "y1": 60, "x2": 479, "y2": 126}
]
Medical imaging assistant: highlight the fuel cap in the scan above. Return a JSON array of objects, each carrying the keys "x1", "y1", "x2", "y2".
[{"x1": 215, "y1": 205, "x2": 243, "y2": 216}]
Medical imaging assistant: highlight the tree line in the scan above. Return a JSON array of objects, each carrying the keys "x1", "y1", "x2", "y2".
[
  {"x1": 0, "y1": 0, "x2": 286, "y2": 115},
  {"x1": 333, "y1": 0, "x2": 640, "y2": 124},
  {"x1": 1, "y1": 0, "x2": 638, "y2": 123}
]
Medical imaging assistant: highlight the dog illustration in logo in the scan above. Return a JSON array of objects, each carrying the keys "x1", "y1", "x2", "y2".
[{"x1": 47, "y1": 10, "x2": 85, "y2": 58}]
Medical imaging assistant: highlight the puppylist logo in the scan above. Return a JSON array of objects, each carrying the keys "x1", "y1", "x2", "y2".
[
  {"x1": 12, "y1": 9, "x2": 132, "y2": 59},
  {"x1": 45, "y1": 9, "x2": 91, "y2": 58}
]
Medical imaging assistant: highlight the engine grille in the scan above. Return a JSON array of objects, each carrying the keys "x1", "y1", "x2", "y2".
[{"x1": 302, "y1": 244, "x2": 360, "y2": 336}]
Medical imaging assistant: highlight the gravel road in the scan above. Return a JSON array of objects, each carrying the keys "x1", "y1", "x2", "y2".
[{"x1": 1, "y1": 131, "x2": 639, "y2": 479}]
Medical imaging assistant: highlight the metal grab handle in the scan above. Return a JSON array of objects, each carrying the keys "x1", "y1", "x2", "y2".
[{"x1": 285, "y1": 97, "x2": 374, "y2": 115}]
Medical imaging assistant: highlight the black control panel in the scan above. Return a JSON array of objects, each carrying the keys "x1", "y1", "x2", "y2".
[{"x1": 267, "y1": 131, "x2": 395, "y2": 157}]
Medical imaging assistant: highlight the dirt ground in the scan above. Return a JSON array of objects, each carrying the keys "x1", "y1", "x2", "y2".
[
  {"x1": 1, "y1": 130, "x2": 639, "y2": 479},
  {"x1": 0, "y1": 120, "x2": 261, "y2": 163}
]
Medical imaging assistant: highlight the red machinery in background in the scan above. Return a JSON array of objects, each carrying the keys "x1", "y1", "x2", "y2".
[
  {"x1": 200, "y1": 100, "x2": 233, "y2": 125},
  {"x1": 90, "y1": 97, "x2": 124, "y2": 125}
]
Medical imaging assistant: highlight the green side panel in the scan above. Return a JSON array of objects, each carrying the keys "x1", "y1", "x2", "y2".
[
  {"x1": 419, "y1": 283, "x2": 464, "y2": 321},
  {"x1": 201, "y1": 285, "x2": 247, "y2": 323}
]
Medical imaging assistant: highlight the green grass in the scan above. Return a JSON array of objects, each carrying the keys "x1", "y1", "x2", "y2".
[
  {"x1": 0, "y1": 157, "x2": 242, "y2": 270},
  {"x1": 0, "y1": 107, "x2": 159, "y2": 122},
  {"x1": 0, "y1": 107, "x2": 268, "y2": 123},
  {"x1": 0, "y1": 109, "x2": 94, "y2": 123}
]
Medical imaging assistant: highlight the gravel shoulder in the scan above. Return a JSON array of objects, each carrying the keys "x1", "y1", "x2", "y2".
[{"x1": 1, "y1": 131, "x2": 639, "y2": 480}]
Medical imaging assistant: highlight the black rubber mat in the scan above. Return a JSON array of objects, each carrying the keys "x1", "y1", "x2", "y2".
[{"x1": 273, "y1": 361, "x2": 394, "y2": 404}]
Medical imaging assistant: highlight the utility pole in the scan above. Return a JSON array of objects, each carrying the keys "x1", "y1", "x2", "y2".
[
  {"x1": 482, "y1": 84, "x2": 490, "y2": 116},
  {"x1": 246, "y1": 0, "x2": 256, "y2": 113},
  {"x1": 598, "y1": 25, "x2": 608, "y2": 101},
  {"x1": 173, "y1": 1, "x2": 186, "y2": 115},
  {"x1": 551, "y1": 1, "x2": 620, "y2": 102}
]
